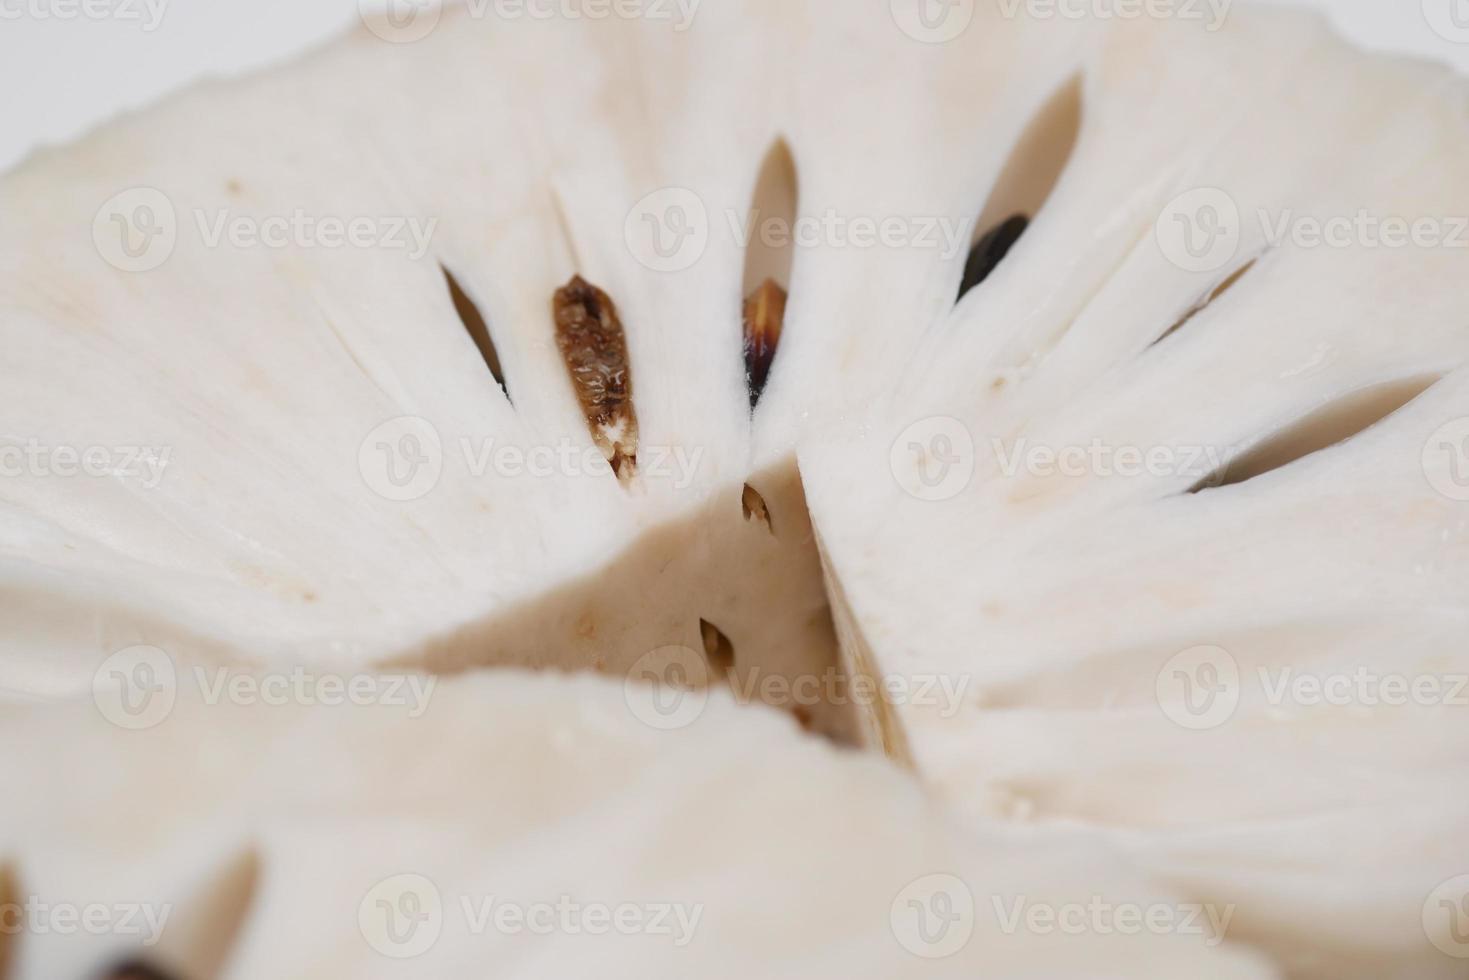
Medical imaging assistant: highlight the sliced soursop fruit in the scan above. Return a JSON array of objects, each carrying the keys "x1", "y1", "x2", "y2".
[
  {"x1": 0, "y1": 1, "x2": 1465, "y2": 978},
  {"x1": 0, "y1": 673, "x2": 1279, "y2": 978},
  {"x1": 796, "y1": 9, "x2": 1469, "y2": 980},
  {"x1": 0, "y1": 0, "x2": 1089, "y2": 743}
]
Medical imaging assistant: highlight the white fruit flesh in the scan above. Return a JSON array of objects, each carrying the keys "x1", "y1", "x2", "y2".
[
  {"x1": 0, "y1": 673, "x2": 1280, "y2": 979},
  {"x1": 0, "y1": 0, "x2": 1094, "y2": 745},
  {"x1": 0, "y1": 3, "x2": 1082, "y2": 739},
  {"x1": 0, "y1": 2, "x2": 1465, "y2": 977},
  {"x1": 799, "y1": 10, "x2": 1469, "y2": 979}
]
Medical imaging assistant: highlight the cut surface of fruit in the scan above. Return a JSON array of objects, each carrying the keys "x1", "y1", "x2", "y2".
[
  {"x1": 795, "y1": 10, "x2": 1469, "y2": 980},
  {"x1": 0, "y1": 3, "x2": 1081, "y2": 741},
  {"x1": 0, "y1": 673, "x2": 1280, "y2": 979},
  {"x1": 0, "y1": 3, "x2": 1466, "y2": 978}
]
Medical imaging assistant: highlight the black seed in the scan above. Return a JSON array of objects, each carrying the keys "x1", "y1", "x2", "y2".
[{"x1": 957, "y1": 214, "x2": 1029, "y2": 302}]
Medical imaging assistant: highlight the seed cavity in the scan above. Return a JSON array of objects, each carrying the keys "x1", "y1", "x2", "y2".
[
  {"x1": 742, "y1": 139, "x2": 797, "y2": 408},
  {"x1": 700, "y1": 618, "x2": 736, "y2": 677},
  {"x1": 1192, "y1": 375, "x2": 1441, "y2": 492},
  {"x1": 1152, "y1": 255, "x2": 1261, "y2": 349},
  {"x1": 959, "y1": 73, "x2": 1082, "y2": 303},
  {"x1": 741, "y1": 483, "x2": 773, "y2": 533},
  {"x1": 443, "y1": 263, "x2": 510, "y2": 401},
  {"x1": 743, "y1": 279, "x2": 787, "y2": 409},
  {"x1": 190, "y1": 849, "x2": 261, "y2": 980},
  {"x1": 744, "y1": 139, "x2": 798, "y2": 295},
  {"x1": 554, "y1": 275, "x2": 638, "y2": 480}
]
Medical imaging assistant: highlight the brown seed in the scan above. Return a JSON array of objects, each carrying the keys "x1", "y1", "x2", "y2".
[
  {"x1": 743, "y1": 278, "x2": 787, "y2": 409},
  {"x1": 553, "y1": 275, "x2": 638, "y2": 477}
]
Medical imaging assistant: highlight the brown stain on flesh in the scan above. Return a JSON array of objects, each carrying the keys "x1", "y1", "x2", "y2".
[{"x1": 553, "y1": 275, "x2": 638, "y2": 480}]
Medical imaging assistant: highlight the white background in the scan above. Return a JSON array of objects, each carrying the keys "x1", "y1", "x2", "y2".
[{"x1": 0, "y1": 0, "x2": 1467, "y2": 172}]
